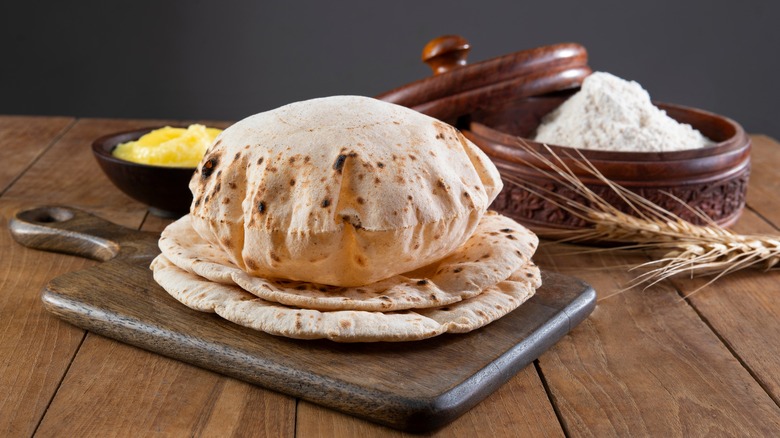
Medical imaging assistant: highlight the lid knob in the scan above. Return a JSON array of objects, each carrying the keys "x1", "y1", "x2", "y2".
[{"x1": 422, "y1": 35, "x2": 471, "y2": 75}]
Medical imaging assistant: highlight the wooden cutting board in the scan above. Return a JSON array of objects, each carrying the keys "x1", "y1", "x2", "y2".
[{"x1": 9, "y1": 206, "x2": 596, "y2": 432}]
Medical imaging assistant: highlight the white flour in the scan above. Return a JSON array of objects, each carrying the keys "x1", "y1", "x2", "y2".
[{"x1": 533, "y1": 72, "x2": 713, "y2": 152}]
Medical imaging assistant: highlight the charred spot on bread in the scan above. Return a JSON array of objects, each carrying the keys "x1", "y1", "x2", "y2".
[
  {"x1": 201, "y1": 156, "x2": 219, "y2": 179},
  {"x1": 333, "y1": 154, "x2": 347, "y2": 172}
]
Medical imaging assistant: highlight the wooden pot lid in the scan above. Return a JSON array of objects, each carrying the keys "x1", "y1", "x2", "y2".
[{"x1": 376, "y1": 35, "x2": 592, "y2": 123}]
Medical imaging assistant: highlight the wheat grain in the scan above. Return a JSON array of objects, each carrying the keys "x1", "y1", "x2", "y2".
[{"x1": 504, "y1": 140, "x2": 780, "y2": 289}]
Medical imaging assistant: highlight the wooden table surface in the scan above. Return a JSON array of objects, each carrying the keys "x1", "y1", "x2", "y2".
[{"x1": 1, "y1": 115, "x2": 779, "y2": 437}]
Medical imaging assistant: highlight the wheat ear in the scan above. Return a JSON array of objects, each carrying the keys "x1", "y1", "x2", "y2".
[{"x1": 503, "y1": 140, "x2": 780, "y2": 288}]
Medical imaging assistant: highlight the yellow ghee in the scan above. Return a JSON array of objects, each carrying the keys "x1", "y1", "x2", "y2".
[{"x1": 112, "y1": 124, "x2": 222, "y2": 167}]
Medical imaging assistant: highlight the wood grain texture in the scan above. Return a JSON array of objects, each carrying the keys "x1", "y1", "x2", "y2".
[
  {"x1": 0, "y1": 115, "x2": 74, "y2": 193},
  {"x1": 3, "y1": 118, "x2": 157, "y2": 228},
  {"x1": 10, "y1": 206, "x2": 594, "y2": 432},
  {"x1": 33, "y1": 211, "x2": 297, "y2": 437},
  {"x1": 4, "y1": 116, "x2": 778, "y2": 436},
  {"x1": 746, "y1": 135, "x2": 780, "y2": 225},
  {"x1": 670, "y1": 205, "x2": 780, "y2": 406},
  {"x1": 1, "y1": 118, "x2": 220, "y2": 228},
  {"x1": 666, "y1": 136, "x2": 780, "y2": 406},
  {"x1": 0, "y1": 118, "x2": 153, "y2": 436},
  {"x1": 34, "y1": 335, "x2": 296, "y2": 437},
  {"x1": 296, "y1": 364, "x2": 565, "y2": 437},
  {"x1": 533, "y1": 244, "x2": 780, "y2": 436},
  {"x1": 0, "y1": 200, "x2": 89, "y2": 437},
  {"x1": 0, "y1": 117, "x2": 80, "y2": 437},
  {"x1": 1, "y1": 116, "x2": 294, "y2": 437}
]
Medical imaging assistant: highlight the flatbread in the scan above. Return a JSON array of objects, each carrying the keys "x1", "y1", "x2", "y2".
[
  {"x1": 150, "y1": 255, "x2": 540, "y2": 342},
  {"x1": 187, "y1": 96, "x2": 503, "y2": 287},
  {"x1": 159, "y1": 211, "x2": 538, "y2": 311}
]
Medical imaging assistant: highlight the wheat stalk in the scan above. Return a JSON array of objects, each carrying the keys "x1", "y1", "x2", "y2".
[{"x1": 504, "y1": 140, "x2": 780, "y2": 290}]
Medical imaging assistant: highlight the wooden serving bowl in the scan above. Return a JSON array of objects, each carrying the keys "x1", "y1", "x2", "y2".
[
  {"x1": 92, "y1": 128, "x2": 195, "y2": 218},
  {"x1": 465, "y1": 93, "x2": 751, "y2": 230}
]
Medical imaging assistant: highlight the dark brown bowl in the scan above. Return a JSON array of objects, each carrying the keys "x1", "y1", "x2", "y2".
[
  {"x1": 465, "y1": 94, "x2": 751, "y2": 231},
  {"x1": 92, "y1": 128, "x2": 196, "y2": 218}
]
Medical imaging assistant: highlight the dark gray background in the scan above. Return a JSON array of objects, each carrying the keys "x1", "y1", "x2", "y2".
[{"x1": 2, "y1": 1, "x2": 778, "y2": 138}]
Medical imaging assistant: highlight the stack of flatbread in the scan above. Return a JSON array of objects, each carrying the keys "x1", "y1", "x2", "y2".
[{"x1": 151, "y1": 96, "x2": 542, "y2": 342}]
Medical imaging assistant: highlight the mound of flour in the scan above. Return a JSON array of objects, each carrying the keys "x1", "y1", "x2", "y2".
[{"x1": 533, "y1": 72, "x2": 713, "y2": 152}]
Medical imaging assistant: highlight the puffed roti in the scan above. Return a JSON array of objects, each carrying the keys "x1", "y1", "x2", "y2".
[
  {"x1": 188, "y1": 96, "x2": 503, "y2": 287},
  {"x1": 159, "y1": 212, "x2": 538, "y2": 311},
  {"x1": 150, "y1": 255, "x2": 540, "y2": 342}
]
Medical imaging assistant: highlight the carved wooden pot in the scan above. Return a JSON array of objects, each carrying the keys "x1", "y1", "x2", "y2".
[
  {"x1": 465, "y1": 95, "x2": 751, "y2": 230},
  {"x1": 376, "y1": 35, "x2": 750, "y2": 231}
]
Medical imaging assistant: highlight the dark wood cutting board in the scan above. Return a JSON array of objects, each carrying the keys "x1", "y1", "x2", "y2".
[{"x1": 9, "y1": 206, "x2": 596, "y2": 433}]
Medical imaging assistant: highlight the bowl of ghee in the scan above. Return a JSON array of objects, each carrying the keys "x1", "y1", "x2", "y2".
[{"x1": 92, "y1": 125, "x2": 222, "y2": 217}]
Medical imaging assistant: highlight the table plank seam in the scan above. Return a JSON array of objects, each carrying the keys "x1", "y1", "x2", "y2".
[
  {"x1": 293, "y1": 398, "x2": 300, "y2": 438},
  {"x1": 534, "y1": 359, "x2": 570, "y2": 437},
  {"x1": 30, "y1": 330, "x2": 88, "y2": 438},
  {"x1": 25, "y1": 150, "x2": 154, "y2": 435},
  {"x1": 0, "y1": 118, "x2": 77, "y2": 198},
  {"x1": 744, "y1": 205, "x2": 779, "y2": 232},
  {"x1": 634, "y1": 246, "x2": 778, "y2": 410},
  {"x1": 138, "y1": 210, "x2": 153, "y2": 231},
  {"x1": 675, "y1": 287, "x2": 780, "y2": 409}
]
